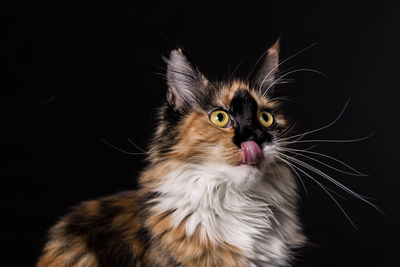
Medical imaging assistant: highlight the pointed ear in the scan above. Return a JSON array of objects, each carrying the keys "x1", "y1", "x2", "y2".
[
  {"x1": 165, "y1": 49, "x2": 206, "y2": 111},
  {"x1": 249, "y1": 39, "x2": 280, "y2": 92}
]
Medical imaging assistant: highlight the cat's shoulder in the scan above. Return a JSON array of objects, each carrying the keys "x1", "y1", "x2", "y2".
[
  {"x1": 37, "y1": 190, "x2": 149, "y2": 266},
  {"x1": 59, "y1": 190, "x2": 142, "y2": 229}
]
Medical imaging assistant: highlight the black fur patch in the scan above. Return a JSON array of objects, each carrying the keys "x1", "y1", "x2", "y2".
[
  {"x1": 230, "y1": 89, "x2": 273, "y2": 147},
  {"x1": 64, "y1": 198, "x2": 146, "y2": 267}
]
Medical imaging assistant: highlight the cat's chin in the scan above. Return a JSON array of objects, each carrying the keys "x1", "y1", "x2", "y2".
[
  {"x1": 237, "y1": 163, "x2": 258, "y2": 172},
  {"x1": 227, "y1": 163, "x2": 263, "y2": 189}
]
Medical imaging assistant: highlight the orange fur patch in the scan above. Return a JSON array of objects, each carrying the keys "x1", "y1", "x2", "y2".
[
  {"x1": 169, "y1": 112, "x2": 242, "y2": 165},
  {"x1": 37, "y1": 236, "x2": 98, "y2": 267},
  {"x1": 146, "y1": 209, "x2": 245, "y2": 267}
]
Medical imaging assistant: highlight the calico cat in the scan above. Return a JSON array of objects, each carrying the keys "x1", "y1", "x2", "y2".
[{"x1": 37, "y1": 40, "x2": 306, "y2": 267}]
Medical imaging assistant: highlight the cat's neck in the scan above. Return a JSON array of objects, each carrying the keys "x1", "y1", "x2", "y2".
[{"x1": 140, "y1": 160, "x2": 302, "y2": 265}]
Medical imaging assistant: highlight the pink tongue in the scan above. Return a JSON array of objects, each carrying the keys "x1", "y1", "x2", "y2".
[{"x1": 241, "y1": 141, "x2": 263, "y2": 165}]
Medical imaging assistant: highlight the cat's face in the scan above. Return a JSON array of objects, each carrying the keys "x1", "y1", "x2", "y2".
[{"x1": 150, "y1": 42, "x2": 287, "y2": 184}]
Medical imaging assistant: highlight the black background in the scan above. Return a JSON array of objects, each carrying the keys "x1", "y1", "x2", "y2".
[{"x1": 2, "y1": 1, "x2": 400, "y2": 266}]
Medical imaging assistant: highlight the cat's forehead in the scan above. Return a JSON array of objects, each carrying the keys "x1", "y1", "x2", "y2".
[{"x1": 216, "y1": 80, "x2": 278, "y2": 110}]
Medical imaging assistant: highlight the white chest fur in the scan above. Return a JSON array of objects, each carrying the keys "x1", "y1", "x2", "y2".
[{"x1": 152, "y1": 162, "x2": 301, "y2": 266}]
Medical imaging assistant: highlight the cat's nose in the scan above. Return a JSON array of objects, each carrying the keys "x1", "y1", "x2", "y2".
[
  {"x1": 233, "y1": 124, "x2": 267, "y2": 148},
  {"x1": 240, "y1": 126, "x2": 265, "y2": 146}
]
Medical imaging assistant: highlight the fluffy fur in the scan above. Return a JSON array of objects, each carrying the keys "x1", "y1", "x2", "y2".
[
  {"x1": 150, "y1": 161, "x2": 303, "y2": 266},
  {"x1": 37, "y1": 42, "x2": 305, "y2": 267}
]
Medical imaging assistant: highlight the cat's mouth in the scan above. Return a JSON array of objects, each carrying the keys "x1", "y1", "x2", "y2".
[{"x1": 240, "y1": 141, "x2": 263, "y2": 165}]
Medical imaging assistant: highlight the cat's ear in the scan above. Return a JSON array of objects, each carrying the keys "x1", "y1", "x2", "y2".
[
  {"x1": 249, "y1": 39, "x2": 280, "y2": 93},
  {"x1": 165, "y1": 49, "x2": 207, "y2": 111}
]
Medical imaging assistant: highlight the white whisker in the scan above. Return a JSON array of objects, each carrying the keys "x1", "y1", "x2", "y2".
[
  {"x1": 275, "y1": 158, "x2": 308, "y2": 196},
  {"x1": 276, "y1": 155, "x2": 357, "y2": 228},
  {"x1": 277, "y1": 155, "x2": 347, "y2": 200},
  {"x1": 257, "y1": 42, "x2": 319, "y2": 92},
  {"x1": 280, "y1": 99, "x2": 350, "y2": 142},
  {"x1": 101, "y1": 138, "x2": 149, "y2": 155},
  {"x1": 278, "y1": 152, "x2": 382, "y2": 213},
  {"x1": 282, "y1": 148, "x2": 368, "y2": 177},
  {"x1": 102, "y1": 138, "x2": 241, "y2": 158},
  {"x1": 267, "y1": 97, "x2": 295, "y2": 102},
  {"x1": 283, "y1": 150, "x2": 364, "y2": 177},
  {"x1": 126, "y1": 137, "x2": 147, "y2": 153},
  {"x1": 262, "y1": 68, "x2": 328, "y2": 97},
  {"x1": 276, "y1": 155, "x2": 346, "y2": 200},
  {"x1": 275, "y1": 121, "x2": 298, "y2": 140},
  {"x1": 279, "y1": 147, "x2": 366, "y2": 176},
  {"x1": 280, "y1": 133, "x2": 375, "y2": 145}
]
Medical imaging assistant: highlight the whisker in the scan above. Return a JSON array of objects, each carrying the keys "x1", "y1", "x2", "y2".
[
  {"x1": 102, "y1": 138, "x2": 241, "y2": 158},
  {"x1": 280, "y1": 133, "x2": 375, "y2": 145},
  {"x1": 281, "y1": 149, "x2": 365, "y2": 177},
  {"x1": 262, "y1": 68, "x2": 328, "y2": 97},
  {"x1": 277, "y1": 155, "x2": 357, "y2": 228},
  {"x1": 276, "y1": 156, "x2": 346, "y2": 200},
  {"x1": 256, "y1": 42, "x2": 319, "y2": 92},
  {"x1": 278, "y1": 152, "x2": 382, "y2": 213},
  {"x1": 279, "y1": 147, "x2": 366, "y2": 176},
  {"x1": 280, "y1": 99, "x2": 350, "y2": 142},
  {"x1": 300, "y1": 144, "x2": 319, "y2": 151},
  {"x1": 280, "y1": 131, "x2": 310, "y2": 146},
  {"x1": 276, "y1": 121, "x2": 298, "y2": 140},
  {"x1": 274, "y1": 158, "x2": 308, "y2": 196},
  {"x1": 276, "y1": 155, "x2": 347, "y2": 200},
  {"x1": 280, "y1": 152, "x2": 361, "y2": 196},
  {"x1": 267, "y1": 97, "x2": 296, "y2": 102},
  {"x1": 100, "y1": 138, "x2": 149, "y2": 155},
  {"x1": 126, "y1": 137, "x2": 147, "y2": 153},
  {"x1": 227, "y1": 60, "x2": 243, "y2": 83}
]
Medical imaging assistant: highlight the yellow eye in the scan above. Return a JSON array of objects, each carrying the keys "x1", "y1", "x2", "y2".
[
  {"x1": 209, "y1": 110, "x2": 230, "y2": 128},
  {"x1": 258, "y1": 111, "x2": 274, "y2": 128}
]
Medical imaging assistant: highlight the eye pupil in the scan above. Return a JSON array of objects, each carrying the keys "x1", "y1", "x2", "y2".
[
  {"x1": 262, "y1": 113, "x2": 269, "y2": 121},
  {"x1": 217, "y1": 113, "x2": 224, "y2": 122}
]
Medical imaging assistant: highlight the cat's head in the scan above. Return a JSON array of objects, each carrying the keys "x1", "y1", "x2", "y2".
[{"x1": 148, "y1": 41, "x2": 288, "y2": 185}]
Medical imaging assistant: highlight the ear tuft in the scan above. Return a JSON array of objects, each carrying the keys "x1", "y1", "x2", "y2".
[
  {"x1": 165, "y1": 49, "x2": 204, "y2": 111},
  {"x1": 249, "y1": 39, "x2": 280, "y2": 93},
  {"x1": 269, "y1": 38, "x2": 280, "y2": 53}
]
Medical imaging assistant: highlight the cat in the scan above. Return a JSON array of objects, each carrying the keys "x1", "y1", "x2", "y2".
[{"x1": 37, "y1": 40, "x2": 306, "y2": 267}]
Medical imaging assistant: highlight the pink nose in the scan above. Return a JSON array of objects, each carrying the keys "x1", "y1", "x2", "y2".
[{"x1": 241, "y1": 141, "x2": 263, "y2": 165}]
